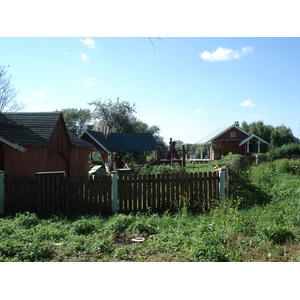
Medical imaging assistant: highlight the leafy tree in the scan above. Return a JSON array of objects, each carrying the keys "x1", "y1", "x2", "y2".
[
  {"x1": 242, "y1": 120, "x2": 273, "y2": 143},
  {"x1": 62, "y1": 108, "x2": 93, "y2": 135},
  {"x1": 270, "y1": 125, "x2": 297, "y2": 148},
  {"x1": 241, "y1": 120, "x2": 298, "y2": 150},
  {"x1": 89, "y1": 98, "x2": 136, "y2": 133},
  {"x1": 0, "y1": 65, "x2": 24, "y2": 112}
]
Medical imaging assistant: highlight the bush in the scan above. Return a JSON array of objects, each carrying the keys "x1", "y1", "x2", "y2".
[
  {"x1": 0, "y1": 240, "x2": 53, "y2": 261},
  {"x1": 71, "y1": 219, "x2": 96, "y2": 235},
  {"x1": 262, "y1": 225, "x2": 297, "y2": 245},
  {"x1": 14, "y1": 212, "x2": 40, "y2": 228},
  {"x1": 267, "y1": 143, "x2": 300, "y2": 161},
  {"x1": 191, "y1": 232, "x2": 229, "y2": 262},
  {"x1": 137, "y1": 164, "x2": 186, "y2": 175},
  {"x1": 105, "y1": 214, "x2": 134, "y2": 235}
]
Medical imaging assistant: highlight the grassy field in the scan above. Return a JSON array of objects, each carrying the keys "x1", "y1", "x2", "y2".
[{"x1": 1, "y1": 157, "x2": 300, "y2": 262}]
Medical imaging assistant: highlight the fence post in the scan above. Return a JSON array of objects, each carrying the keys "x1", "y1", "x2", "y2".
[
  {"x1": 0, "y1": 172, "x2": 4, "y2": 215},
  {"x1": 219, "y1": 166, "x2": 227, "y2": 204},
  {"x1": 111, "y1": 171, "x2": 119, "y2": 214}
]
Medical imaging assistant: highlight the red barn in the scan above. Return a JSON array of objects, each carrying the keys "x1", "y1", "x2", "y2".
[
  {"x1": 196, "y1": 121, "x2": 269, "y2": 160},
  {"x1": 0, "y1": 112, "x2": 93, "y2": 175}
]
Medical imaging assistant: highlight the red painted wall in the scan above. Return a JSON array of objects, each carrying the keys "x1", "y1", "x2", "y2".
[
  {"x1": 212, "y1": 128, "x2": 249, "y2": 159},
  {"x1": 1, "y1": 115, "x2": 90, "y2": 176}
]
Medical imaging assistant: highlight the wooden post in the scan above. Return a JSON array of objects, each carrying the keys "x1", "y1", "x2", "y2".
[
  {"x1": 0, "y1": 172, "x2": 4, "y2": 215},
  {"x1": 111, "y1": 171, "x2": 118, "y2": 214},
  {"x1": 219, "y1": 166, "x2": 227, "y2": 204}
]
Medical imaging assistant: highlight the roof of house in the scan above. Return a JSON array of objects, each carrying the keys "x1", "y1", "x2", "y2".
[
  {"x1": 81, "y1": 130, "x2": 157, "y2": 152},
  {"x1": 239, "y1": 134, "x2": 270, "y2": 146},
  {"x1": 68, "y1": 132, "x2": 94, "y2": 148},
  {"x1": 196, "y1": 123, "x2": 250, "y2": 144},
  {"x1": 1, "y1": 112, "x2": 62, "y2": 141},
  {"x1": 0, "y1": 112, "x2": 62, "y2": 146},
  {"x1": 0, "y1": 112, "x2": 93, "y2": 149}
]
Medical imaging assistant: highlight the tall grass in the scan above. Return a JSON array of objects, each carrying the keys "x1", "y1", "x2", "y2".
[{"x1": 1, "y1": 158, "x2": 300, "y2": 262}]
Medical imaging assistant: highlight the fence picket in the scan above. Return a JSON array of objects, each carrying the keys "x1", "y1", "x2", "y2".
[{"x1": 4, "y1": 170, "x2": 224, "y2": 216}]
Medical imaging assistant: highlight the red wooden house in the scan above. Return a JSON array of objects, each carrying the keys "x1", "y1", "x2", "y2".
[
  {"x1": 196, "y1": 121, "x2": 269, "y2": 160},
  {"x1": 0, "y1": 112, "x2": 94, "y2": 175}
]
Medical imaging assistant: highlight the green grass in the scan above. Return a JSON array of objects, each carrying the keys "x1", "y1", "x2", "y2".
[{"x1": 1, "y1": 158, "x2": 300, "y2": 262}]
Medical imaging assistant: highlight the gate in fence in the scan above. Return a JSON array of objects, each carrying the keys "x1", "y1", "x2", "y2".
[{"x1": 3, "y1": 169, "x2": 228, "y2": 217}]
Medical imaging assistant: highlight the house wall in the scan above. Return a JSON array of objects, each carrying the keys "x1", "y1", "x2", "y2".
[
  {"x1": 212, "y1": 128, "x2": 249, "y2": 159},
  {"x1": 2, "y1": 144, "x2": 48, "y2": 175},
  {"x1": 2, "y1": 115, "x2": 90, "y2": 176},
  {"x1": 70, "y1": 147, "x2": 91, "y2": 175}
]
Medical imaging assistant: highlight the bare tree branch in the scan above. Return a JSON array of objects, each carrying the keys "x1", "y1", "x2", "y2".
[{"x1": 0, "y1": 65, "x2": 24, "y2": 112}]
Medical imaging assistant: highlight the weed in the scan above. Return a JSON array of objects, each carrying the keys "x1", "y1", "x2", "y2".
[
  {"x1": 14, "y1": 212, "x2": 40, "y2": 228},
  {"x1": 71, "y1": 219, "x2": 96, "y2": 235}
]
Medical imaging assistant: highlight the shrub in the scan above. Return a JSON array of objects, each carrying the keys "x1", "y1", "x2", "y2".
[
  {"x1": 71, "y1": 219, "x2": 96, "y2": 235},
  {"x1": 191, "y1": 232, "x2": 229, "y2": 262},
  {"x1": 105, "y1": 214, "x2": 134, "y2": 235},
  {"x1": 267, "y1": 143, "x2": 300, "y2": 161},
  {"x1": 14, "y1": 212, "x2": 40, "y2": 228},
  {"x1": 0, "y1": 240, "x2": 53, "y2": 261},
  {"x1": 128, "y1": 218, "x2": 158, "y2": 235},
  {"x1": 262, "y1": 225, "x2": 297, "y2": 245}
]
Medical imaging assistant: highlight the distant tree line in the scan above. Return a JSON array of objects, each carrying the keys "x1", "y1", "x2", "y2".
[{"x1": 241, "y1": 120, "x2": 299, "y2": 149}]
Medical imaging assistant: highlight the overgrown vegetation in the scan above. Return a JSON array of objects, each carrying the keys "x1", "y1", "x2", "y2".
[{"x1": 1, "y1": 154, "x2": 300, "y2": 262}]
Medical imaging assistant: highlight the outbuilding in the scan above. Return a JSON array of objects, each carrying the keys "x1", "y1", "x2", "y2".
[{"x1": 0, "y1": 112, "x2": 93, "y2": 175}]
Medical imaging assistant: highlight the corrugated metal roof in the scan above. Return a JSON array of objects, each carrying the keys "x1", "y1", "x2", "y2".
[
  {"x1": 196, "y1": 125, "x2": 232, "y2": 144},
  {"x1": 84, "y1": 130, "x2": 157, "y2": 152}
]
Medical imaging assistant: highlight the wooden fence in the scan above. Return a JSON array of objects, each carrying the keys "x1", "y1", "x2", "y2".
[
  {"x1": 118, "y1": 172, "x2": 219, "y2": 213},
  {"x1": 4, "y1": 171, "x2": 223, "y2": 217},
  {"x1": 4, "y1": 173, "x2": 112, "y2": 217}
]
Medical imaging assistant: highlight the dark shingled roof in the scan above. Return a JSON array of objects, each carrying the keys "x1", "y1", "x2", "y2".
[
  {"x1": 68, "y1": 132, "x2": 94, "y2": 148},
  {"x1": 0, "y1": 112, "x2": 62, "y2": 145},
  {"x1": 0, "y1": 112, "x2": 92, "y2": 149},
  {"x1": 84, "y1": 130, "x2": 157, "y2": 152},
  {"x1": 1, "y1": 111, "x2": 61, "y2": 141}
]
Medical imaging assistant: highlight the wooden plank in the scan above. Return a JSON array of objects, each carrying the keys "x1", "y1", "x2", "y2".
[
  {"x1": 156, "y1": 174, "x2": 161, "y2": 211},
  {"x1": 203, "y1": 172, "x2": 208, "y2": 211},
  {"x1": 142, "y1": 174, "x2": 147, "y2": 212},
  {"x1": 147, "y1": 174, "x2": 152, "y2": 212},
  {"x1": 133, "y1": 174, "x2": 138, "y2": 212},
  {"x1": 166, "y1": 173, "x2": 171, "y2": 210},
  {"x1": 128, "y1": 175, "x2": 133, "y2": 212}
]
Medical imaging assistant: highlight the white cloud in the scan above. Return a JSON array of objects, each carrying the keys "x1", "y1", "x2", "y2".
[
  {"x1": 34, "y1": 93, "x2": 47, "y2": 99},
  {"x1": 242, "y1": 47, "x2": 254, "y2": 54},
  {"x1": 80, "y1": 37, "x2": 96, "y2": 49},
  {"x1": 240, "y1": 99, "x2": 255, "y2": 107},
  {"x1": 199, "y1": 46, "x2": 253, "y2": 62},
  {"x1": 80, "y1": 76, "x2": 95, "y2": 86},
  {"x1": 195, "y1": 109, "x2": 201, "y2": 114},
  {"x1": 63, "y1": 51, "x2": 68, "y2": 55},
  {"x1": 81, "y1": 53, "x2": 90, "y2": 62}
]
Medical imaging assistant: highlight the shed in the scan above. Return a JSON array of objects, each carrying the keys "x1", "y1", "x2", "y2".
[
  {"x1": 0, "y1": 112, "x2": 93, "y2": 175},
  {"x1": 80, "y1": 130, "x2": 157, "y2": 172}
]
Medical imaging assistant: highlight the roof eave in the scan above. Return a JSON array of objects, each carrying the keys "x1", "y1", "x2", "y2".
[
  {"x1": 0, "y1": 136, "x2": 27, "y2": 153},
  {"x1": 80, "y1": 130, "x2": 111, "y2": 153}
]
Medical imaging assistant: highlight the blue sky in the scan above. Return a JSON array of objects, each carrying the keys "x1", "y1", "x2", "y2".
[{"x1": 1, "y1": 37, "x2": 300, "y2": 143}]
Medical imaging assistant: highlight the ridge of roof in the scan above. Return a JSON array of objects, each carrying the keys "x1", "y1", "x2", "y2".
[
  {"x1": 82, "y1": 130, "x2": 157, "y2": 152},
  {"x1": 2, "y1": 111, "x2": 61, "y2": 141},
  {"x1": 196, "y1": 124, "x2": 250, "y2": 144}
]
